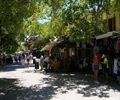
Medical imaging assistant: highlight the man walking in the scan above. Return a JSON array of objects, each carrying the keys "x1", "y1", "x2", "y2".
[{"x1": 93, "y1": 53, "x2": 100, "y2": 84}]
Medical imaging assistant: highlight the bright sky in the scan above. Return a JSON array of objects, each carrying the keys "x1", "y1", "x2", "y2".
[{"x1": 38, "y1": 18, "x2": 51, "y2": 24}]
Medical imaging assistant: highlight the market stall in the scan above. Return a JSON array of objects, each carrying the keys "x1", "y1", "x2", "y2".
[{"x1": 96, "y1": 31, "x2": 120, "y2": 83}]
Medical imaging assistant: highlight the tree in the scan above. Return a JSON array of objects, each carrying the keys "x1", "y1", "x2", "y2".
[
  {"x1": 16, "y1": 0, "x2": 120, "y2": 51},
  {"x1": 0, "y1": 0, "x2": 40, "y2": 53},
  {"x1": 23, "y1": 2, "x2": 53, "y2": 49}
]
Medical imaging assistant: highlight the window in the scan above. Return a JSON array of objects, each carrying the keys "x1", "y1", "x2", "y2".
[{"x1": 108, "y1": 16, "x2": 116, "y2": 31}]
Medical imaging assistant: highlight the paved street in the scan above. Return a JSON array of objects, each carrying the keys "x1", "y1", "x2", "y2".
[{"x1": 0, "y1": 62, "x2": 120, "y2": 100}]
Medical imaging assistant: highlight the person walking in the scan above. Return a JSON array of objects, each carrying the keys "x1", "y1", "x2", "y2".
[
  {"x1": 18, "y1": 54, "x2": 22, "y2": 64},
  {"x1": 27, "y1": 54, "x2": 30, "y2": 67},
  {"x1": 40, "y1": 54, "x2": 44, "y2": 71},
  {"x1": 14, "y1": 54, "x2": 17, "y2": 64},
  {"x1": 93, "y1": 53, "x2": 100, "y2": 84},
  {"x1": 21, "y1": 53, "x2": 25, "y2": 68},
  {"x1": 2, "y1": 54, "x2": 6, "y2": 68},
  {"x1": 29, "y1": 53, "x2": 33, "y2": 63},
  {"x1": 16, "y1": 54, "x2": 19, "y2": 64}
]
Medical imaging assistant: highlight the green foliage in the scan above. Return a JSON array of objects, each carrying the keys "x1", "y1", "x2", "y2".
[
  {"x1": 25, "y1": 0, "x2": 120, "y2": 48},
  {"x1": 20, "y1": 44, "x2": 26, "y2": 51},
  {"x1": 1, "y1": 0, "x2": 120, "y2": 53},
  {"x1": 0, "y1": 34, "x2": 19, "y2": 54},
  {"x1": 0, "y1": 0, "x2": 40, "y2": 53},
  {"x1": 60, "y1": 0, "x2": 117, "y2": 42},
  {"x1": 23, "y1": 40, "x2": 31, "y2": 50}
]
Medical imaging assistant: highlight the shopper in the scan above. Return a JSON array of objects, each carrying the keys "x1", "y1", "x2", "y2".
[
  {"x1": 93, "y1": 53, "x2": 100, "y2": 84},
  {"x1": 44, "y1": 55, "x2": 49, "y2": 72},
  {"x1": 40, "y1": 54, "x2": 44, "y2": 71},
  {"x1": 101, "y1": 54, "x2": 109, "y2": 83}
]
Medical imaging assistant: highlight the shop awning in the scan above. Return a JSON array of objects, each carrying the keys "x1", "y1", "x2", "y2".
[
  {"x1": 96, "y1": 31, "x2": 120, "y2": 40},
  {"x1": 41, "y1": 38, "x2": 64, "y2": 51}
]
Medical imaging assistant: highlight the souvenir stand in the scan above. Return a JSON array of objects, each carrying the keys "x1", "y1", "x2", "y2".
[
  {"x1": 96, "y1": 31, "x2": 120, "y2": 83},
  {"x1": 76, "y1": 41, "x2": 93, "y2": 73}
]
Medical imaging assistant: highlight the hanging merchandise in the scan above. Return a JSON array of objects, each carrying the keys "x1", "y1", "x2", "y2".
[
  {"x1": 103, "y1": 38, "x2": 109, "y2": 46},
  {"x1": 76, "y1": 42, "x2": 79, "y2": 47},
  {"x1": 71, "y1": 48, "x2": 75, "y2": 56},
  {"x1": 118, "y1": 57, "x2": 120, "y2": 72},
  {"x1": 82, "y1": 41, "x2": 86, "y2": 48},
  {"x1": 114, "y1": 58, "x2": 118, "y2": 74},
  {"x1": 83, "y1": 58, "x2": 86, "y2": 67},
  {"x1": 69, "y1": 48, "x2": 72, "y2": 57},
  {"x1": 103, "y1": 44, "x2": 108, "y2": 54},
  {"x1": 117, "y1": 39, "x2": 120, "y2": 50},
  {"x1": 99, "y1": 42, "x2": 104, "y2": 54},
  {"x1": 93, "y1": 46, "x2": 99, "y2": 56}
]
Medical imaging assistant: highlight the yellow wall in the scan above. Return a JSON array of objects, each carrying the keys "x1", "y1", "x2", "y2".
[
  {"x1": 116, "y1": 12, "x2": 120, "y2": 31},
  {"x1": 107, "y1": 3, "x2": 120, "y2": 31}
]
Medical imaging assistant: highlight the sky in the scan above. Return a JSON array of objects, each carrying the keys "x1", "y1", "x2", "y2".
[{"x1": 38, "y1": 17, "x2": 51, "y2": 24}]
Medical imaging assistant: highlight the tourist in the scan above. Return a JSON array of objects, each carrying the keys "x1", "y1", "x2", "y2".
[
  {"x1": 40, "y1": 54, "x2": 44, "y2": 71},
  {"x1": 18, "y1": 54, "x2": 22, "y2": 64},
  {"x1": 29, "y1": 53, "x2": 33, "y2": 63},
  {"x1": 44, "y1": 55, "x2": 49, "y2": 72},
  {"x1": 21, "y1": 53, "x2": 26, "y2": 68},
  {"x1": 2, "y1": 54, "x2": 6, "y2": 68},
  {"x1": 27, "y1": 53, "x2": 30, "y2": 67},
  {"x1": 93, "y1": 53, "x2": 100, "y2": 84},
  {"x1": 101, "y1": 54, "x2": 109, "y2": 83}
]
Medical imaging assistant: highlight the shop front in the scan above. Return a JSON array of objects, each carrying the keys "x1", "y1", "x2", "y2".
[
  {"x1": 75, "y1": 41, "x2": 93, "y2": 73},
  {"x1": 96, "y1": 31, "x2": 120, "y2": 83}
]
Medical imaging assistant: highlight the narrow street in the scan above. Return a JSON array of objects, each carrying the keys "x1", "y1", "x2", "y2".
[{"x1": 0, "y1": 62, "x2": 120, "y2": 100}]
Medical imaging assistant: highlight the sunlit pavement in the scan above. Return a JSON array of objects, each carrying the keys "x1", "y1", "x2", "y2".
[{"x1": 0, "y1": 62, "x2": 120, "y2": 100}]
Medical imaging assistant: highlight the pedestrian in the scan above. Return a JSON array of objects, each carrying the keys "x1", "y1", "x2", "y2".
[
  {"x1": 18, "y1": 54, "x2": 22, "y2": 64},
  {"x1": 16, "y1": 54, "x2": 19, "y2": 64},
  {"x1": 93, "y1": 53, "x2": 100, "y2": 84},
  {"x1": 21, "y1": 53, "x2": 25, "y2": 68},
  {"x1": 24, "y1": 53, "x2": 26, "y2": 62},
  {"x1": 27, "y1": 53, "x2": 30, "y2": 67},
  {"x1": 29, "y1": 53, "x2": 33, "y2": 63},
  {"x1": 40, "y1": 54, "x2": 44, "y2": 71},
  {"x1": 44, "y1": 55, "x2": 49, "y2": 72},
  {"x1": 2, "y1": 54, "x2": 6, "y2": 68},
  {"x1": 14, "y1": 54, "x2": 17, "y2": 64},
  {"x1": 101, "y1": 54, "x2": 109, "y2": 83}
]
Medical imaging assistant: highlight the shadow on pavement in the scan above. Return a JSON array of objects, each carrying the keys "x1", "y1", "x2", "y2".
[
  {"x1": 0, "y1": 68, "x2": 120, "y2": 100},
  {"x1": 24, "y1": 70, "x2": 120, "y2": 99},
  {"x1": 0, "y1": 78, "x2": 57, "y2": 100},
  {"x1": 41, "y1": 73, "x2": 120, "y2": 98},
  {"x1": 0, "y1": 63, "x2": 35, "y2": 72}
]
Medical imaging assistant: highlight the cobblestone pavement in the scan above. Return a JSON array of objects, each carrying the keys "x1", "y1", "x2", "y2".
[{"x1": 0, "y1": 62, "x2": 120, "y2": 100}]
